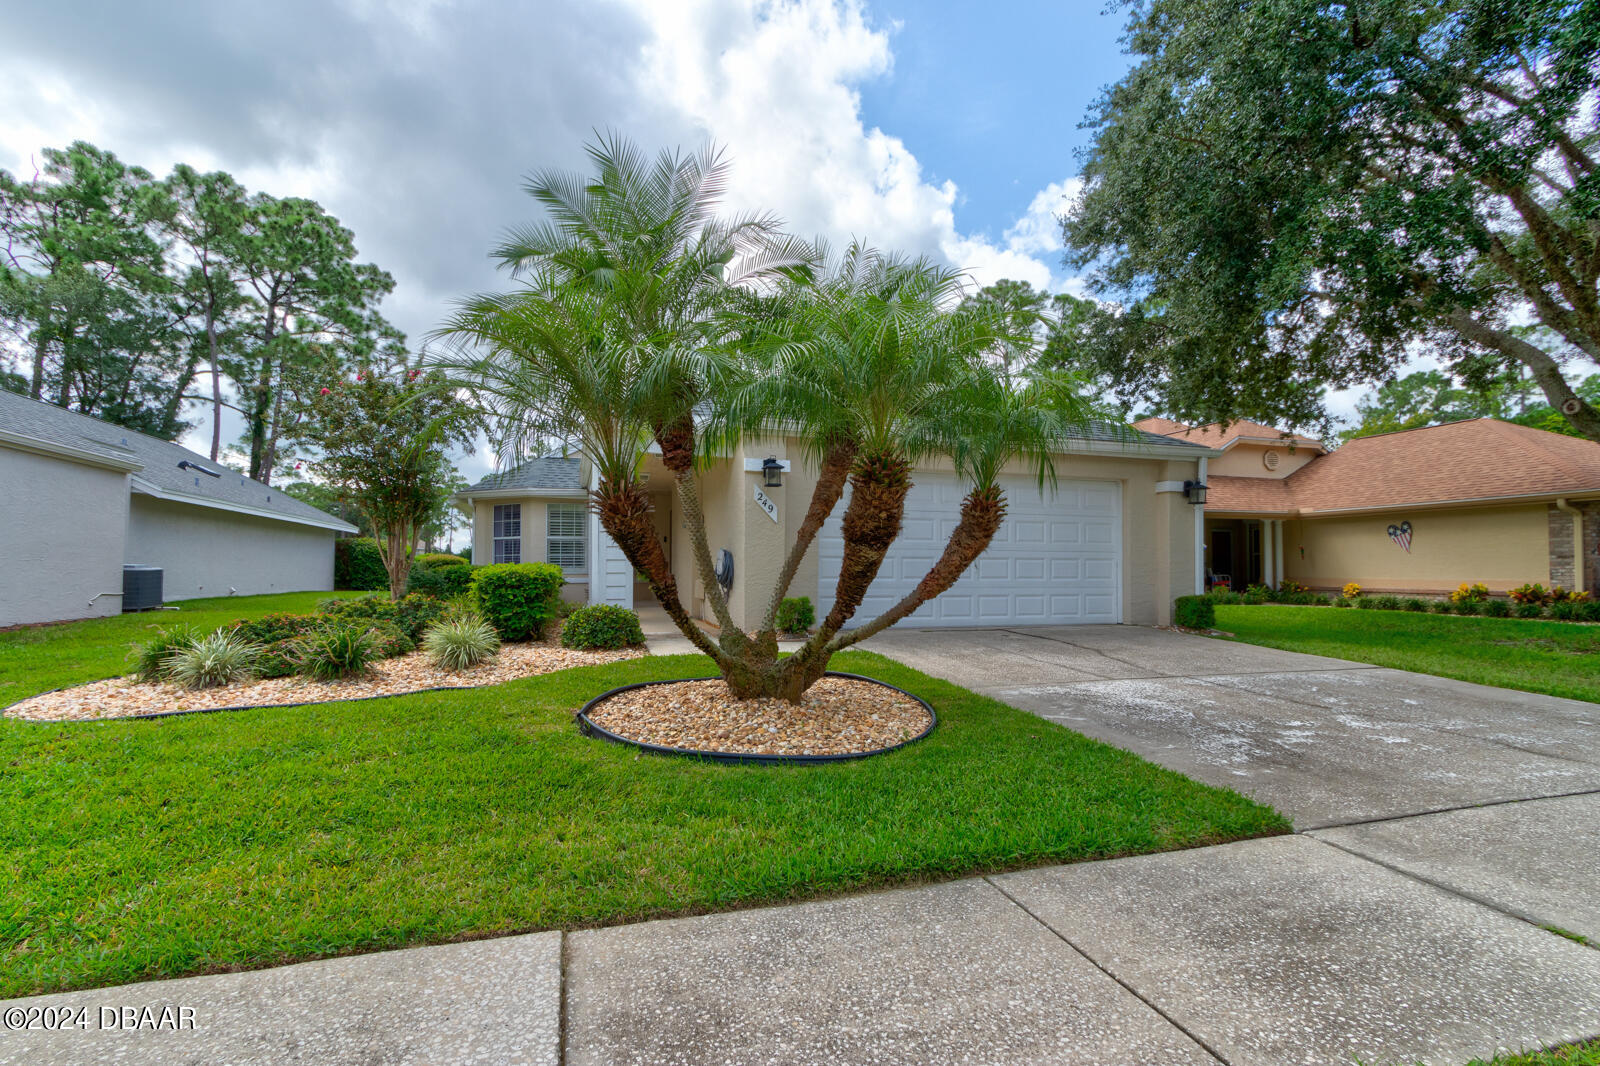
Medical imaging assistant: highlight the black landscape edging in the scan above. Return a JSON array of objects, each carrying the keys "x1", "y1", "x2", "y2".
[{"x1": 575, "y1": 671, "x2": 937, "y2": 766}]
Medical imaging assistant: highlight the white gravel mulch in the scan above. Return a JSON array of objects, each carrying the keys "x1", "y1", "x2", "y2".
[
  {"x1": 4, "y1": 642, "x2": 644, "y2": 722},
  {"x1": 585, "y1": 676, "x2": 933, "y2": 757}
]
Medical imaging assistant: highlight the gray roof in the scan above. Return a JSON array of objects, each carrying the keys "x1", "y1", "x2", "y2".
[
  {"x1": 464, "y1": 456, "x2": 585, "y2": 493},
  {"x1": 1066, "y1": 421, "x2": 1214, "y2": 451},
  {"x1": 0, "y1": 389, "x2": 357, "y2": 532}
]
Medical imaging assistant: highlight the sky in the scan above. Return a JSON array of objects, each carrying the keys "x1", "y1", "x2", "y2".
[{"x1": 0, "y1": 0, "x2": 1357, "y2": 482}]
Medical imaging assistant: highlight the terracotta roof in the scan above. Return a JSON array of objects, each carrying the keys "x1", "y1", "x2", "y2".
[
  {"x1": 1284, "y1": 418, "x2": 1600, "y2": 514},
  {"x1": 1203, "y1": 475, "x2": 1299, "y2": 514},
  {"x1": 1133, "y1": 416, "x2": 1324, "y2": 452}
]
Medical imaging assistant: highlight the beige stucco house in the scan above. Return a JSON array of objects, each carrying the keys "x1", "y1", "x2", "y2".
[
  {"x1": 0, "y1": 390, "x2": 357, "y2": 628},
  {"x1": 1135, "y1": 416, "x2": 1600, "y2": 596},
  {"x1": 455, "y1": 424, "x2": 1217, "y2": 629}
]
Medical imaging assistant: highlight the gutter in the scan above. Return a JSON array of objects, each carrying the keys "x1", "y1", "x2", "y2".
[
  {"x1": 0, "y1": 428, "x2": 144, "y2": 473},
  {"x1": 1557, "y1": 498, "x2": 1585, "y2": 593}
]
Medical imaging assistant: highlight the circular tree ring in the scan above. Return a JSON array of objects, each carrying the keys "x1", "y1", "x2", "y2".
[{"x1": 575, "y1": 671, "x2": 936, "y2": 765}]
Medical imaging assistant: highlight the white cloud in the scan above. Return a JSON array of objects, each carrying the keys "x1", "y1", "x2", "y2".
[{"x1": 0, "y1": 0, "x2": 1085, "y2": 478}]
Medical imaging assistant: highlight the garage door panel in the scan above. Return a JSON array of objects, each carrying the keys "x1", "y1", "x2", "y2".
[{"x1": 819, "y1": 473, "x2": 1121, "y2": 627}]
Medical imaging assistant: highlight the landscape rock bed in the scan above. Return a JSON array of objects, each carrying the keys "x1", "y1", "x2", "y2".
[
  {"x1": 5, "y1": 642, "x2": 644, "y2": 722},
  {"x1": 580, "y1": 673, "x2": 935, "y2": 761}
]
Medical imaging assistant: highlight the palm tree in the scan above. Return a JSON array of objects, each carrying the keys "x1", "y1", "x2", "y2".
[{"x1": 439, "y1": 138, "x2": 1095, "y2": 702}]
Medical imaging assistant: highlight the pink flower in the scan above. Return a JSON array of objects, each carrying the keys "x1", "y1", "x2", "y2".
[{"x1": 319, "y1": 387, "x2": 330, "y2": 395}]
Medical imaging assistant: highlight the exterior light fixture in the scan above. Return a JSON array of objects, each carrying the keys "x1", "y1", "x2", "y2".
[
  {"x1": 762, "y1": 456, "x2": 783, "y2": 488},
  {"x1": 1183, "y1": 479, "x2": 1208, "y2": 505}
]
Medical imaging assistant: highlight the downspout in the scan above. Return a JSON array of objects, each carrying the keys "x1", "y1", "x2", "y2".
[{"x1": 1556, "y1": 498, "x2": 1584, "y2": 593}]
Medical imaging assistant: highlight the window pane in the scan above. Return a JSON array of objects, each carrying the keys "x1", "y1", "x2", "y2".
[{"x1": 547, "y1": 503, "x2": 587, "y2": 571}]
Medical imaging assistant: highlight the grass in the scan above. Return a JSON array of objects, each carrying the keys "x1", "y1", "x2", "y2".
[
  {"x1": 1461, "y1": 1040, "x2": 1600, "y2": 1065},
  {"x1": 0, "y1": 594, "x2": 1289, "y2": 997},
  {"x1": 1214, "y1": 605, "x2": 1600, "y2": 703},
  {"x1": 0, "y1": 590, "x2": 366, "y2": 707}
]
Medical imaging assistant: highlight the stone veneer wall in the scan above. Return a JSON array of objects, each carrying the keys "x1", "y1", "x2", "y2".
[{"x1": 1546, "y1": 501, "x2": 1600, "y2": 591}]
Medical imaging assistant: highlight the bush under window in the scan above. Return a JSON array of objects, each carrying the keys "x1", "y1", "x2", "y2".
[
  {"x1": 473, "y1": 563, "x2": 565, "y2": 641},
  {"x1": 561, "y1": 604, "x2": 645, "y2": 650}
]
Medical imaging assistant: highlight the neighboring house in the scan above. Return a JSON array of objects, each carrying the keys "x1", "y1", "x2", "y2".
[
  {"x1": 0, "y1": 390, "x2": 357, "y2": 628},
  {"x1": 456, "y1": 425, "x2": 1217, "y2": 628},
  {"x1": 1135, "y1": 416, "x2": 1600, "y2": 596}
]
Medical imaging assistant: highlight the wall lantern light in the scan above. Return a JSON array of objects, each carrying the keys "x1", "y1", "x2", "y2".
[
  {"x1": 762, "y1": 456, "x2": 784, "y2": 488},
  {"x1": 1183, "y1": 479, "x2": 1208, "y2": 505}
]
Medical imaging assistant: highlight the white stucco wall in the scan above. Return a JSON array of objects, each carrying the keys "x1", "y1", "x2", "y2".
[
  {"x1": 0, "y1": 446, "x2": 131, "y2": 627},
  {"x1": 125, "y1": 495, "x2": 335, "y2": 601}
]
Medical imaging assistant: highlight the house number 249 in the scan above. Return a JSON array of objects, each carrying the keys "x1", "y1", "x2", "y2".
[{"x1": 752, "y1": 485, "x2": 779, "y2": 523}]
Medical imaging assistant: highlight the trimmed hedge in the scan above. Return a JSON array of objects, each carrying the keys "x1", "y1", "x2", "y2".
[
  {"x1": 1173, "y1": 595, "x2": 1215, "y2": 629},
  {"x1": 414, "y1": 552, "x2": 469, "y2": 569},
  {"x1": 473, "y1": 563, "x2": 565, "y2": 641},
  {"x1": 775, "y1": 596, "x2": 815, "y2": 635},
  {"x1": 317, "y1": 593, "x2": 445, "y2": 643},
  {"x1": 334, "y1": 537, "x2": 387, "y2": 591},
  {"x1": 407, "y1": 564, "x2": 475, "y2": 599},
  {"x1": 560, "y1": 604, "x2": 645, "y2": 650}
]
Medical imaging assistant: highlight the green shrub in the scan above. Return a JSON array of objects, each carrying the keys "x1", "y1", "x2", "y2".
[
  {"x1": 407, "y1": 563, "x2": 475, "y2": 600},
  {"x1": 1355, "y1": 597, "x2": 1378, "y2": 610},
  {"x1": 1241, "y1": 592, "x2": 1268, "y2": 605},
  {"x1": 422, "y1": 616, "x2": 502, "y2": 670},
  {"x1": 255, "y1": 639, "x2": 302, "y2": 679},
  {"x1": 1580, "y1": 600, "x2": 1600, "y2": 623},
  {"x1": 775, "y1": 596, "x2": 816, "y2": 635},
  {"x1": 318, "y1": 593, "x2": 443, "y2": 643},
  {"x1": 1331, "y1": 595, "x2": 1352, "y2": 608},
  {"x1": 414, "y1": 552, "x2": 469, "y2": 569},
  {"x1": 1173, "y1": 595, "x2": 1215, "y2": 629},
  {"x1": 561, "y1": 603, "x2": 646, "y2": 650},
  {"x1": 294, "y1": 623, "x2": 377, "y2": 680},
  {"x1": 1481, "y1": 598, "x2": 1512, "y2": 617},
  {"x1": 1431, "y1": 599, "x2": 1455, "y2": 614},
  {"x1": 1516, "y1": 602, "x2": 1545, "y2": 619},
  {"x1": 130, "y1": 624, "x2": 203, "y2": 682},
  {"x1": 163, "y1": 630, "x2": 261, "y2": 690},
  {"x1": 1453, "y1": 598, "x2": 1482, "y2": 615},
  {"x1": 334, "y1": 537, "x2": 387, "y2": 591},
  {"x1": 227, "y1": 612, "x2": 320, "y2": 646},
  {"x1": 474, "y1": 563, "x2": 565, "y2": 641},
  {"x1": 1550, "y1": 600, "x2": 1582, "y2": 621},
  {"x1": 1375, "y1": 595, "x2": 1402, "y2": 611},
  {"x1": 1402, "y1": 597, "x2": 1431, "y2": 612}
]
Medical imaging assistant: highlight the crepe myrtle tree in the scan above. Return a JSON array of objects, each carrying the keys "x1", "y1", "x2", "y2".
[
  {"x1": 438, "y1": 138, "x2": 1093, "y2": 702},
  {"x1": 295, "y1": 357, "x2": 478, "y2": 599}
]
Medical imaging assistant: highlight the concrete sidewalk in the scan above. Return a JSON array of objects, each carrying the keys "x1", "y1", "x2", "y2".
[
  {"x1": 6, "y1": 625, "x2": 1599, "y2": 1064},
  {"x1": 6, "y1": 811, "x2": 1598, "y2": 1066}
]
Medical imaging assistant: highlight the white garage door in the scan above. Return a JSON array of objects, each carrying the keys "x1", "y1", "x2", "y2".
[{"x1": 818, "y1": 473, "x2": 1121, "y2": 627}]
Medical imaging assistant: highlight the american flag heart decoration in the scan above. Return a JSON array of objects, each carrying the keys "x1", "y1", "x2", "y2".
[{"x1": 1387, "y1": 521, "x2": 1412, "y2": 552}]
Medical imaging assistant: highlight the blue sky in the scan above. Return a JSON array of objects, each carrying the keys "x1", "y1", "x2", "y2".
[{"x1": 858, "y1": 0, "x2": 1132, "y2": 243}]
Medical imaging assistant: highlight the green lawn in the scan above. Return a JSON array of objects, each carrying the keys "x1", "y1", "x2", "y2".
[
  {"x1": 1463, "y1": 1041, "x2": 1600, "y2": 1065},
  {"x1": 0, "y1": 591, "x2": 367, "y2": 707},
  {"x1": 0, "y1": 594, "x2": 1288, "y2": 998},
  {"x1": 1215, "y1": 605, "x2": 1600, "y2": 703}
]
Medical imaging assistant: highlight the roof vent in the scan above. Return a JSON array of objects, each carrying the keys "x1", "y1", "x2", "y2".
[{"x1": 1263, "y1": 450, "x2": 1281, "y2": 471}]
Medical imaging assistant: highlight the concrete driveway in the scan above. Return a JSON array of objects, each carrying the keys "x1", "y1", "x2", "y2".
[{"x1": 866, "y1": 624, "x2": 1600, "y2": 830}]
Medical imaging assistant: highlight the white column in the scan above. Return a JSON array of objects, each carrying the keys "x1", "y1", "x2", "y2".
[
  {"x1": 1194, "y1": 458, "x2": 1207, "y2": 595},
  {"x1": 1273, "y1": 519, "x2": 1286, "y2": 586},
  {"x1": 1261, "y1": 520, "x2": 1276, "y2": 587}
]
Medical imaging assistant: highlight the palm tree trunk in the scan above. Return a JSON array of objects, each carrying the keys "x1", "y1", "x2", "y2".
[
  {"x1": 757, "y1": 437, "x2": 856, "y2": 635},
  {"x1": 594, "y1": 479, "x2": 723, "y2": 661},
  {"x1": 831, "y1": 485, "x2": 1006, "y2": 651},
  {"x1": 775, "y1": 452, "x2": 910, "y2": 700}
]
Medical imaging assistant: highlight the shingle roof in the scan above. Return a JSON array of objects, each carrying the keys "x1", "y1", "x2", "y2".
[
  {"x1": 0, "y1": 390, "x2": 357, "y2": 531},
  {"x1": 1133, "y1": 416, "x2": 1324, "y2": 452},
  {"x1": 1202, "y1": 418, "x2": 1600, "y2": 515},
  {"x1": 464, "y1": 456, "x2": 585, "y2": 492},
  {"x1": 1286, "y1": 418, "x2": 1600, "y2": 513},
  {"x1": 1065, "y1": 420, "x2": 1214, "y2": 451},
  {"x1": 1204, "y1": 475, "x2": 1298, "y2": 514}
]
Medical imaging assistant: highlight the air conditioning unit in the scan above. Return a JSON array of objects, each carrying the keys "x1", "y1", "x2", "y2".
[{"x1": 123, "y1": 565, "x2": 164, "y2": 612}]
